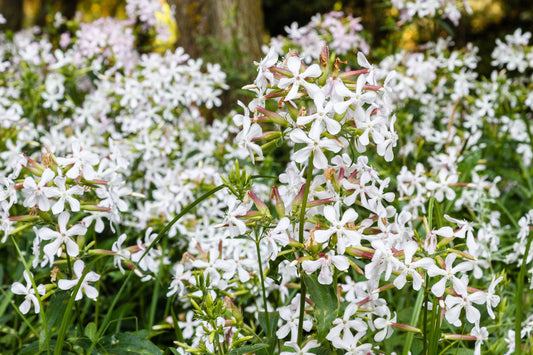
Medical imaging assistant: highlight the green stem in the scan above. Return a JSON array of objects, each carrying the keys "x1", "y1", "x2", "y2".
[
  {"x1": 87, "y1": 184, "x2": 224, "y2": 355},
  {"x1": 54, "y1": 256, "x2": 105, "y2": 355},
  {"x1": 515, "y1": 228, "x2": 533, "y2": 355},
  {"x1": 66, "y1": 254, "x2": 85, "y2": 331},
  {"x1": 297, "y1": 153, "x2": 314, "y2": 346},
  {"x1": 255, "y1": 237, "x2": 271, "y2": 336},
  {"x1": 403, "y1": 287, "x2": 425, "y2": 355},
  {"x1": 10, "y1": 234, "x2": 50, "y2": 355},
  {"x1": 422, "y1": 277, "x2": 429, "y2": 354},
  {"x1": 0, "y1": 286, "x2": 39, "y2": 338}
]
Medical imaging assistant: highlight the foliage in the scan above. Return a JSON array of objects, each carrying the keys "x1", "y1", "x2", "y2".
[{"x1": 1, "y1": 1, "x2": 533, "y2": 355}]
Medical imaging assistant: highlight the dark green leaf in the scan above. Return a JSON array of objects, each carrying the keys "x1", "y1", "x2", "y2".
[
  {"x1": 258, "y1": 311, "x2": 279, "y2": 337},
  {"x1": 302, "y1": 274, "x2": 339, "y2": 342},
  {"x1": 229, "y1": 343, "x2": 269, "y2": 355},
  {"x1": 99, "y1": 332, "x2": 163, "y2": 354},
  {"x1": 84, "y1": 322, "x2": 98, "y2": 343}
]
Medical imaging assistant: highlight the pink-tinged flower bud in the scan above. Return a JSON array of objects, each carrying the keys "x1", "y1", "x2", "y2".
[
  {"x1": 362, "y1": 84, "x2": 382, "y2": 91},
  {"x1": 391, "y1": 323, "x2": 422, "y2": 333},
  {"x1": 442, "y1": 333, "x2": 477, "y2": 341},
  {"x1": 371, "y1": 282, "x2": 396, "y2": 294},
  {"x1": 338, "y1": 167, "x2": 345, "y2": 181},
  {"x1": 271, "y1": 186, "x2": 285, "y2": 217},
  {"x1": 339, "y1": 68, "x2": 369, "y2": 80},
  {"x1": 256, "y1": 106, "x2": 289, "y2": 127},
  {"x1": 83, "y1": 179, "x2": 109, "y2": 186},
  {"x1": 88, "y1": 249, "x2": 116, "y2": 255},
  {"x1": 246, "y1": 190, "x2": 270, "y2": 216},
  {"x1": 269, "y1": 66, "x2": 292, "y2": 77},
  {"x1": 307, "y1": 198, "x2": 335, "y2": 208},
  {"x1": 80, "y1": 204, "x2": 112, "y2": 212},
  {"x1": 224, "y1": 296, "x2": 243, "y2": 323},
  {"x1": 263, "y1": 91, "x2": 287, "y2": 100},
  {"x1": 448, "y1": 248, "x2": 477, "y2": 261},
  {"x1": 291, "y1": 184, "x2": 306, "y2": 212},
  {"x1": 9, "y1": 214, "x2": 39, "y2": 222},
  {"x1": 346, "y1": 246, "x2": 375, "y2": 259},
  {"x1": 284, "y1": 101, "x2": 299, "y2": 120},
  {"x1": 258, "y1": 130, "x2": 281, "y2": 142},
  {"x1": 24, "y1": 158, "x2": 45, "y2": 175}
]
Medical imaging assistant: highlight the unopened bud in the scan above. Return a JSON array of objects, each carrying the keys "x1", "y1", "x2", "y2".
[
  {"x1": 247, "y1": 190, "x2": 270, "y2": 216},
  {"x1": 271, "y1": 186, "x2": 285, "y2": 217}
]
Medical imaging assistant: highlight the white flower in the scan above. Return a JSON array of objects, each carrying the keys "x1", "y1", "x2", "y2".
[
  {"x1": 22, "y1": 168, "x2": 56, "y2": 211},
  {"x1": 471, "y1": 325, "x2": 489, "y2": 355},
  {"x1": 333, "y1": 74, "x2": 377, "y2": 115},
  {"x1": 167, "y1": 263, "x2": 191, "y2": 297},
  {"x1": 426, "y1": 170, "x2": 458, "y2": 202},
  {"x1": 444, "y1": 286, "x2": 485, "y2": 327},
  {"x1": 276, "y1": 295, "x2": 312, "y2": 342},
  {"x1": 49, "y1": 176, "x2": 84, "y2": 214},
  {"x1": 483, "y1": 276, "x2": 503, "y2": 319},
  {"x1": 254, "y1": 46, "x2": 278, "y2": 91},
  {"x1": 112, "y1": 233, "x2": 131, "y2": 274},
  {"x1": 427, "y1": 252, "x2": 472, "y2": 297},
  {"x1": 56, "y1": 141, "x2": 99, "y2": 180},
  {"x1": 394, "y1": 241, "x2": 434, "y2": 290},
  {"x1": 278, "y1": 56, "x2": 321, "y2": 101},
  {"x1": 58, "y1": 260, "x2": 100, "y2": 301},
  {"x1": 297, "y1": 92, "x2": 340, "y2": 135},
  {"x1": 326, "y1": 303, "x2": 367, "y2": 348},
  {"x1": 262, "y1": 217, "x2": 291, "y2": 261},
  {"x1": 281, "y1": 339, "x2": 319, "y2": 355},
  {"x1": 374, "y1": 309, "x2": 396, "y2": 342},
  {"x1": 289, "y1": 127, "x2": 342, "y2": 170},
  {"x1": 11, "y1": 270, "x2": 46, "y2": 314},
  {"x1": 302, "y1": 253, "x2": 349, "y2": 285},
  {"x1": 314, "y1": 205, "x2": 360, "y2": 254},
  {"x1": 39, "y1": 211, "x2": 87, "y2": 263},
  {"x1": 423, "y1": 226, "x2": 454, "y2": 255}
]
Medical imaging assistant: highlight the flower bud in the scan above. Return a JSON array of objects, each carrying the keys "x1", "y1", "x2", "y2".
[
  {"x1": 247, "y1": 190, "x2": 270, "y2": 216},
  {"x1": 271, "y1": 186, "x2": 285, "y2": 217}
]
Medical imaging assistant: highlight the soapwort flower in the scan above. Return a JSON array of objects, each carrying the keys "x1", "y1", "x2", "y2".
[
  {"x1": 11, "y1": 271, "x2": 46, "y2": 314},
  {"x1": 58, "y1": 260, "x2": 100, "y2": 301}
]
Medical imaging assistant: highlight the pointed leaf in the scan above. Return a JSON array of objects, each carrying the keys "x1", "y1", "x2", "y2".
[{"x1": 302, "y1": 273, "x2": 339, "y2": 342}]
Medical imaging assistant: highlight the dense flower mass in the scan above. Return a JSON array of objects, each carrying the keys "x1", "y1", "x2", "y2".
[{"x1": 2, "y1": 1, "x2": 533, "y2": 354}]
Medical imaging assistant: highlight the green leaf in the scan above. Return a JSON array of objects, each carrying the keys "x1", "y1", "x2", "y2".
[
  {"x1": 229, "y1": 343, "x2": 269, "y2": 355},
  {"x1": 84, "y1": 322, "x2": 98, "y2": 343},
  {"x1": 258, "y1": 311, "x2": 279, "y2": 337},
  {"x1": 302, "y1": 274, "x2": 339, "y2": 342},
  {"x1": 99, "y1": 332, "x2": 163, "y2": 354},
  {"x1": 20, "y1": 340, "x2": 57, "y2": 355},
  {"x1": 45, "y1": 292, "x2": 70, "y2": 335}
]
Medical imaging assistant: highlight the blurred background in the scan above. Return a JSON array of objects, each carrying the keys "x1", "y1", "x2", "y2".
[
  {"x1": 2, "y1": 0, "x2": 532, "y2": 58},
  {"x1": 1, "y1": 0, "x2": 531, "y2": 112}
]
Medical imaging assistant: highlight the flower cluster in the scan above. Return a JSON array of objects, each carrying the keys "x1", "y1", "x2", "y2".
[
  {"x1": 268, "y1": 11, "x2": 369, "y2": 64},
  {"x1": 391, "y1": 0, "x2": 472, "y2": 26},
  {"x1": 3, "y1": 3, "x2": 532, "y2": 355}
]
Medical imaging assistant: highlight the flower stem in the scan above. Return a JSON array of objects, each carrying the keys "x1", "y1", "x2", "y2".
[
  {"x1": 515, "y1": 226, "x2": 533, "y2": 355},
  {"x1": 10, "y1": 234, "x2": 50, "y2": 354},
  {"x1": 403, "y1": 287, "x2": 425, "y2": 355},
  {"x1": 255, "y1": 236, "x2": 271, "y2": 336},
  {"x1": 87, "y1": 185, "x2": 224, "y2": 355},
  {"x1": 297, "y1": 153, "x2": 314, "y2": 345}
]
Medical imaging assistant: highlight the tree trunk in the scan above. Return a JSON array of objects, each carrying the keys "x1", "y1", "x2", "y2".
[
  {"x1": 170, "y1": 0, "x2": 264, "y2": 61},
  {"x1": 35, "y1": 0, "x2": 79, "y2": 27},
  {"x1": 0, "y1": 0, "x2": 23, "y2": 31}
]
